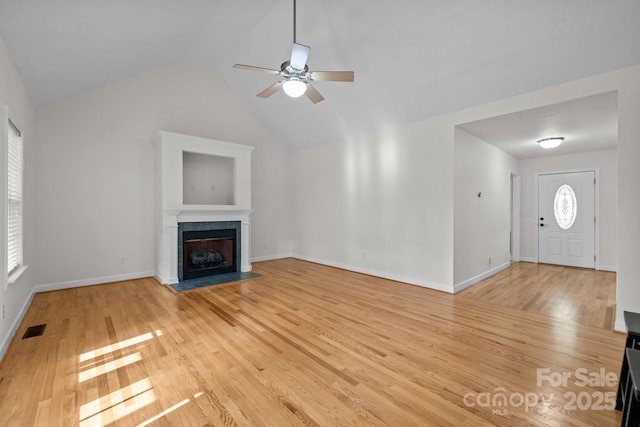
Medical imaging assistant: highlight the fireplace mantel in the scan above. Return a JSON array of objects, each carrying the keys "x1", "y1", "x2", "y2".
[
  {"x1": 154, "y1": 131, "x2": 254, "y2": 284},
  {"x1": 169, "y1": 208, "x2": 254, "y2": 222}
]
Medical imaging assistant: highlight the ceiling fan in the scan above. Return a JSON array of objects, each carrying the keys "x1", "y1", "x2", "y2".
[{"x1": 233, "y1": 0, "x2": 354, "y2": 104}]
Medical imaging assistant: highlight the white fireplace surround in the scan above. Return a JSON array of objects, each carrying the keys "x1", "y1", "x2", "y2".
[{"x1": 154, "y1": 131, "x2": 254, "y2": 284}]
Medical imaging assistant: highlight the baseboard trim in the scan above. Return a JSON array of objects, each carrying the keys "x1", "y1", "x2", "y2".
[
  {"x1": 453, "y1": 262, "x2": 511, "y2": 294},
  {"x1": 1, "y1": 271, "x2": 156, "y2": 360},
  {"x1": 615, "y1": 319, "x2": 626, "y2": 333},
  {"x1": 33, "y1": 271, "x2": 156, "y2": 293},
  {"x1": 512, "y1": 258, "x2": 616, "y2": 272},
  {"x1": 252, "y1": 253, "x2": 294, "y2": 263},
  {"x1": 0, "y1": 291, "x2": 36, "y2": 361},
  {"x1": 154, "y1": 275, "x2": 180, "y2": 285},
  {"x1": 291, "y1": 254, "x2": 452, "y2": 293}
]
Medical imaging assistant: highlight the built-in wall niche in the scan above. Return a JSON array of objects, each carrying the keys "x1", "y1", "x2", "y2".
[
  {"x1": 183, "y1": 152, "x2": 235, "y2": 205},
  {"x1": 155, "y1": 131, "x2": 253, "y2": 209}
]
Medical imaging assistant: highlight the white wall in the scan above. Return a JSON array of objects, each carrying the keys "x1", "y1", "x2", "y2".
[
  {"x1": 291, "y1": 120, "x2": 456, "y2": 292},
  {"x1": 183, "y1": 152, "x2": 235, "y2": 206},
  {"x1": 616, "y1": 67, "x2": 640, "y2": 331},
  {"x1": 519, "y1": 149, "x2": 618, "y2": 270},
  {"x1": 290, "y1": 64, "x2": 639, "y2": 319},
  {"x1": 0, "y1": 35, "x2": 36, "y2": 355},
  {"x1": 453, "y1": 128, "x2": 519, "y2": 291},
  {"x1": 34, "y1": 61, "x2": 292, "y2": 289}
]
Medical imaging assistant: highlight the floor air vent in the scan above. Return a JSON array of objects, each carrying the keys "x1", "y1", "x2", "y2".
[{"x1": 22, "y1": 324, "x2": 46, "y2": 339}]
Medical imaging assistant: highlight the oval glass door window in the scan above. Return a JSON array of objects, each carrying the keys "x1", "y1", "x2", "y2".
[{"x1": 554, "y1": 184, "x2": 577, "y2": 230}]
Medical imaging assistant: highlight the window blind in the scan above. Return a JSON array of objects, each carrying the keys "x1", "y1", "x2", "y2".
[{"x1": 7, "y1": 118, "x2": 23, "y2": 276}]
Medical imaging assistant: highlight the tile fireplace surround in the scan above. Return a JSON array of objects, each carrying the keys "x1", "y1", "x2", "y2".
[{"x1": 154, "y1": 131, "x2": 254, "y2": 285}]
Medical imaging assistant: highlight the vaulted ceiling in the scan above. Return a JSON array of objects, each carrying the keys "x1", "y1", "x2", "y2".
[{"x1": 0, "y1": 0, "x2": 638, "y2": 152}]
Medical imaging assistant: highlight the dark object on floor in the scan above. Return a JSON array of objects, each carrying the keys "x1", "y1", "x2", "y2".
[
  {"x1": 621, "y1": 348, "x2": 640, "y2": 425},
  {"x1": 617, "y1": 311, "x2": 640, "y2": 412},
  {"x1": 22, "y1": 324, "x2": 46, "y2": 339}
]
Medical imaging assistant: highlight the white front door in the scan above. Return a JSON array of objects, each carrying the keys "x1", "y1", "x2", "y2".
[{"x1": 538, "y1": 171, "x2": 595, "y2": 268}]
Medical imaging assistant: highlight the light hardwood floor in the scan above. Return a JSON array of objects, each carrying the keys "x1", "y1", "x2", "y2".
[
  {"x1": 460, "y1": 262, "x2": 617, "y2": 330},
  {"x1": 0, "y1": 259, "x2": 625, "y2": 426}
]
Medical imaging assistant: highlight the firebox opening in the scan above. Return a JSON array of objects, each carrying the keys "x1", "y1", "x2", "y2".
[{"x1": 182, "y1": 228, "x2": 237, "y2": 280}]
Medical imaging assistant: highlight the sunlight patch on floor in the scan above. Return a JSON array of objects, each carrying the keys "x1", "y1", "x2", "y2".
[
  {"x1": 79, "y1": 388, "x2": 156, "y2": 427},
  {"x1": 79, "y1": 333, "x2": 155, "y2": 362},
  {"x1": 78, "y1": 352, "x2": 143, "y2": 383},
  {"x1": 136, "y1": 398, "x2": 191, "y2": 427},
  {"x1": 79, "y1": 378, "x2": 153, "y2": 421}
]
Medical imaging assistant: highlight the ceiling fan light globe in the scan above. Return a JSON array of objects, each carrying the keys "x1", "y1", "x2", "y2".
[{"x1": 283, "y1": 79, "x2": 307, "y2": 98}]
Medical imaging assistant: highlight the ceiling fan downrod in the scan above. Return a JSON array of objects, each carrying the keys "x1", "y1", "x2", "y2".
[{"x1": 293, "y1": 0, "x2": 297, "y2": 44}]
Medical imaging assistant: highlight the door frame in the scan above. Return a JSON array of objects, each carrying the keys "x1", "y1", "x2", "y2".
[
  {"x1": 534, "y1": 168, "x2": 601, "y2": 269},
  {"x1": 510, "y1": 171, "x2": 521, "y2": 262}
]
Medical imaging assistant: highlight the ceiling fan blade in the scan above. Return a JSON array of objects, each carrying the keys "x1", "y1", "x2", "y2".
[
  {"x1": 257, "y1": 81, "x2": 284, "y2": 98},
  {"x1": 290, "y1": 42, "x2": 310, "y2": 69},
  {"x1": 305, "y1": 84, "x2": 324, "y2": 104},
  {"x1": 309, "y1": 71, "x2": 355, "y2": 82},
  {"x1": 233, "y1": 64, "x2": 281, "y2": 75}
]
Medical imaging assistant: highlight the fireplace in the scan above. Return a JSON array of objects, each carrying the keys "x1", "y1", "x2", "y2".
[
  {"x1": 178, "y1": 221, "x2": 241, "y2": 282},
  {"x1": 155, "y1": 131, "x2": 254, "y2": 285},
  {"x1": 182, "y1": 229, "x2": 236, "y2": 280}
]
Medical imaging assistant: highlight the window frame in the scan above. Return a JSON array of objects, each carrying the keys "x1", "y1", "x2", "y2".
[{"x1": 5, "y1": 107, "x2": 27, "y2": 286}]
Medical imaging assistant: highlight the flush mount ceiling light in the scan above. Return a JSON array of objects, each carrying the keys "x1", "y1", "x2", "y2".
[{"x1": 537, "y1": 137, "x2": 565, "y2": 149}]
